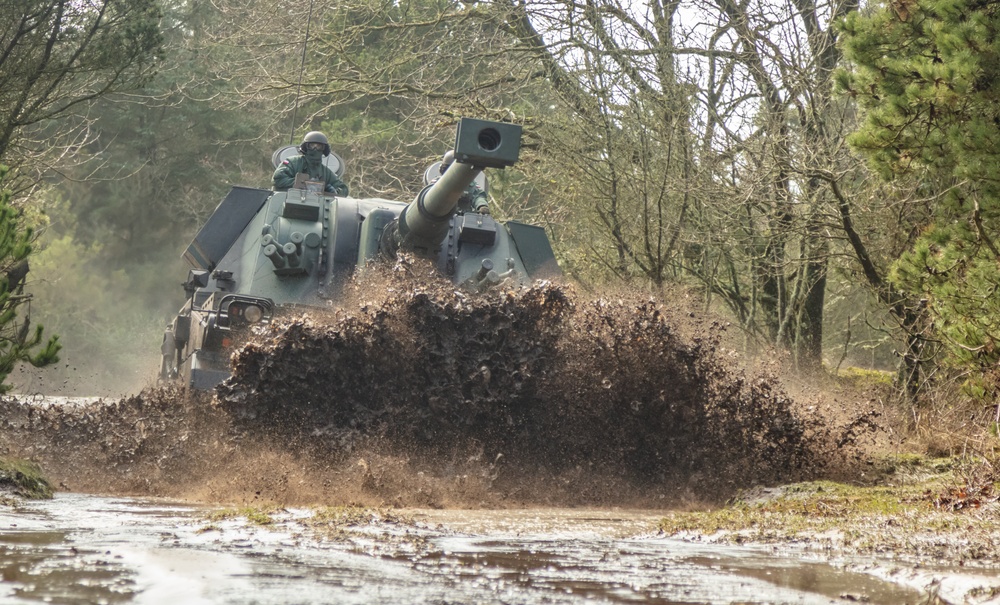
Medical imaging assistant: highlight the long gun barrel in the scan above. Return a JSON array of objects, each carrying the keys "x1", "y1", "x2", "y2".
[{"x1": 387, "y1": 119, "x2": 522, "y2": 255}]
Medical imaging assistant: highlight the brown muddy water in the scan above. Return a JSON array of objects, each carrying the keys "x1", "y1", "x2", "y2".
[
  {"x1": 0, "y1": 282, "x2": 976, "y2": 603},
  {"x1": 0, "y1": 494, "x2": 940, "y2": 605}
]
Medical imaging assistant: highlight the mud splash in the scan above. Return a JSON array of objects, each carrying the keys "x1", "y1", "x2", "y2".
[
  {"x1": 221, "y1": 273, "x2": 822, "y2": 490},
  {"x1": 0, "y1": 271, "x2": 872, "y2": 507}
]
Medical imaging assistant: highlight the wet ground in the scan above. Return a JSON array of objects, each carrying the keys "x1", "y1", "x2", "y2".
[
  {"x1": 3, "y1": 281, "x2": 987, "y2": 603},
  {"x1": 0, "y1": 493, "x2": 955, "y2": 604}
]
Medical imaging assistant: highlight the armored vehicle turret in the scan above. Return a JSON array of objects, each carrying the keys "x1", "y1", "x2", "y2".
[{"x1": 160, "y1": 118, "x2": 559, "y2": 389}]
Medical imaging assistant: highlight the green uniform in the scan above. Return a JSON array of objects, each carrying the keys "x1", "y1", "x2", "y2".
[{"x1": 272, "y1": 155, "x2": 349, "y2": 196}]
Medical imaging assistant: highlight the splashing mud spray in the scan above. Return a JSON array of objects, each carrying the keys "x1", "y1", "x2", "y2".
[{"x1": 0, "y1": 268, "x2": 870, "y2": 507}]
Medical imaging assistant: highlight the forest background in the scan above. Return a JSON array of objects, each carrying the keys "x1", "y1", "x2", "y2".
[{"x1": 2, "y1": 0, "x2": 998, "y2": 440}]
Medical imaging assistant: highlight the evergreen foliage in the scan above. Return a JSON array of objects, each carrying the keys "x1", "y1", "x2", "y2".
[
  {"x1": 0, "y1": 167, "x2": 60, "y2": 392},
  {"x1": 839, "y1": 0, "x2": 1000, "y2": 396}
]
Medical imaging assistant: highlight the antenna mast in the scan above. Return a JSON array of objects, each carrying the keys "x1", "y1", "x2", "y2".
[{"x1": 288, "y1": 0, "x2": 317, "y2": 144}]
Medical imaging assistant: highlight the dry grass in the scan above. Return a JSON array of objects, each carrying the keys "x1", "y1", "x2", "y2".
[{"x1": 659, "y1": 454, "x2": 1000, "y2": 563}]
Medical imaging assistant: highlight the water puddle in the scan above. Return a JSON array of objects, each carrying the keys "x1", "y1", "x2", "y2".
[{"x1": 0, "y1": 494, "x2": 971, "y2": 604}]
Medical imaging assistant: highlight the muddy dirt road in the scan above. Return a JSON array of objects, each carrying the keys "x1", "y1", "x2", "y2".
[
  {"x1": 3, "y1": 284, "x2": 984, "y2": 603},
  {"x1": 0, "y1": 493, "x2": 942, "y2": 604}
]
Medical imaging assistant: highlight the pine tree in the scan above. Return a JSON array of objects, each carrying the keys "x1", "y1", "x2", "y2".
[
  {"x1": 0, "y1": 167, "x2": 60, "y2": 391},
  {"x1": 838, "y1": 0, "x2": 1000, "y2": 396}
]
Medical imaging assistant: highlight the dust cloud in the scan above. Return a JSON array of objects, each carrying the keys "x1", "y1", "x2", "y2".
[{"x1": 0, "y1": 267, "x2": 879, "y2": 508}]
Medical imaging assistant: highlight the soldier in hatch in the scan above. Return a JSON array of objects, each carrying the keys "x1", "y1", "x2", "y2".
[
  {"x1": 437, "y1": 150, "x2": 489, "y2": 214},
  {"x1": 272, "y1": 131, "x2": 349, "y2": 196}
]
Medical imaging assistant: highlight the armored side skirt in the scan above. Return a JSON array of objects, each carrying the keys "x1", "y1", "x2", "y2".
[{"x1": 189, "y1": 352, "x2": 230, "y2": 390}]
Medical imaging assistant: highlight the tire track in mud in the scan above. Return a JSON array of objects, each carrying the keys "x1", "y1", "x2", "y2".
[{"x1": 0, "y1": 273, "x2": 871, "y2": 507}]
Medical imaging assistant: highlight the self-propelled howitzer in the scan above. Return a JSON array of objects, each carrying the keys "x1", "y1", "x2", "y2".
[{"x1": 160, "y1": 118, "x2": 559, "y2": 389}]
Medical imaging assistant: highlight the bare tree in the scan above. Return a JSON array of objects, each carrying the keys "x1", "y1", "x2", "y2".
[
  {"x1": 0, "y1": 0, "x2": 162, "y2": 173},
  {"x1": 481, "y1": 0, "x2": 866, "y2": 369},
  {"x1": 198, "y1": 0, "x2": 932, "y2": 384}
]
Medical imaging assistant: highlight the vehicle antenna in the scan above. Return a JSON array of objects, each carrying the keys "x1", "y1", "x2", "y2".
[{"x1": 288, "y1": 0, "x2": 317, "y2": 144}]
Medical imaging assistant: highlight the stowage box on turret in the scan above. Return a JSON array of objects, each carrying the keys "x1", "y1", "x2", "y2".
[{"x1": 160, "y1": 118, "x2": 559, "y2": 389}]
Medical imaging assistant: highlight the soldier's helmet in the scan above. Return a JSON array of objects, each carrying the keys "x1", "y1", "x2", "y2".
[
  {"x1": 439, "y1": 150, "x2": 456, "y2": 174},
  {"x1": 299, "y1": 131, "x2": 331, "y2": 156}
]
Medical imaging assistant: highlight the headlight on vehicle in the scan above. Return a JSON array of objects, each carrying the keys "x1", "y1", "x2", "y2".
[
  {"x1": 243, "y1": 304, "x2": 264, "y2": 323},
  {"x1": 219, "y1": 295, "x2": 275, "y2": 327}
]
